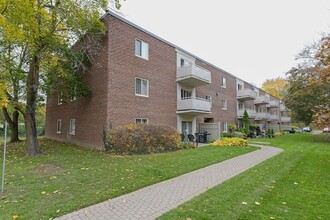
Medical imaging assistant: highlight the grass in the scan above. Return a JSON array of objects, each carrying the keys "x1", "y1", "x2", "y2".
[
  {"x1": 0, "y1": 138, "x2": 256, "y2": 219},
  {"x1": 159, "y1": 133, "x2": 330, "y2": 220}
]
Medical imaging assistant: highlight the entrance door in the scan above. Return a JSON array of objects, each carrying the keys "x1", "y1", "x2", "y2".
[{"x1": 182, "y1": 121, "x2": 192, "y2": 139}]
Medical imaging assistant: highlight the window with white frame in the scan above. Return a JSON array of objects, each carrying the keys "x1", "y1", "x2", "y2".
[
  {"x1": 56, "y1": 119, "x2": 62, "y2": 133},
  {"x1": 222, "y1": 99, "x2": 228, "y2": 110},
  {"x1": 58, "y1": 92, "x2": 64, "y2": 105},
  {"x1": 69, "y1": 119, "x2": 76, "y2": 135},
  {"x1": 135, "y1": 39, "x2": 149, "y2": 60},
  {"x1": 180, "y1": 58, "x2": 191, "y2": 67},
  {"x1": 223, "y1": 122, "x2": 228, "y2": 133},
  {"x1": 135, "y1": 78, "x2": 149, "y2": 97},
  {"x1": 221, "y1": 77, "x2": 226, "y2": 88},
  {"x1": 70, "y1": 86, "x2": 77, "y2": 101},
  {"x1": 238, "y1": 102, "x2": 244, "y2": 110},
  {"x1": 237, "y1": 84, "x2": 243, "y2": 91},
  {"x1": 135, "y1": 118, "x2": 148, "y2": 124}
]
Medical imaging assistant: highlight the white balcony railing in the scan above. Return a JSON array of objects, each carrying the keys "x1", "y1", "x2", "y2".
[
  {"x1": 254, "y1": 96, "x2": 270, "y2": 105},
  {"x1": 177, "y1": 97, "x2": 211, "y2": 114},
  {"x1": 236, "y1": 89, "x2": 257, "y2": 100},
  {"x1": 237, "y1": 109, "x2": 256, "y2": 118},
  {"x1": 281, "y1": 116, "x2": 291, "y2": 122},
  {"x1": 177, "y1": 64, "x2": 211, "y2": 87},
  {"x1": 269, "y1": 114, "x2": 280, "y2": 120},
  {"x1": 255, "y1": 112, "x2": 268, "y2": 120},
  {"x1": 266, "y1": 100, "x2": 279, "y2": 108}
]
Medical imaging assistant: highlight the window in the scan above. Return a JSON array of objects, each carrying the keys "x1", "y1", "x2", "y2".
[
  {"x1": 56, "y1": 119, "x2": 62, "y2": 133},
  {"x1": 180, "y1": 58, "x2": 191, "y2": 67},
  {"x1": 135, "y1": 78, "x2": 149, "y2": 97},
  {"x1": 181, "y1": 89, "x2": 192, "y2": 99},
  {"x1": 69, "y1": 119, "x2": 76, "y2": 135},
  {"x1": 71, "y1": 86, "x2": 77, "y2": 101},
  {"x1": 223, "y1": 122, "x2": 228, "y2": 133},
  {"x1": 135, "y1": 118, "x2": 148, "y2": 124},
  {"x1": 237, "y1": 84, "x2": 243, "y2": 91},
  {"x1": 222, "y1": 99, "x2": 228, "y2": 110},
  {"x1": 238, "y1": 102, "x2": 244, "y2": 110},
  {"x1": 58, "y1": 92, "x2": 64, "y2": 105},
  {"x1": 135, "y1": 39, "x2": 149, "y2": 60},
  {"x1": 221, "y1": 77, "x2": 226, "y2": 88}
]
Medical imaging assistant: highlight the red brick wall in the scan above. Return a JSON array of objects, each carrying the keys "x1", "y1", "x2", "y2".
[
  {"x1": 45, "y1": 28, "x2": 110, "y2": 149},
  {"x1": 195, "y1": 60, "x2": 237, "y2": 131},
  {"x1": 105, "y1": 16, "x2": 177, "y2": 129}
]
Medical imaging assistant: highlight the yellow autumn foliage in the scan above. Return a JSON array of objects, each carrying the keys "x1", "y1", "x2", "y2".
[{"x1": 211, "y1": 137, "x2": 248, "y2": 147}]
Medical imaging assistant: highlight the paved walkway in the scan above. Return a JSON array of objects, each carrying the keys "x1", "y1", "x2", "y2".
[{"x1": 56, "y1": 145, "x2": 282, "y2": 220}]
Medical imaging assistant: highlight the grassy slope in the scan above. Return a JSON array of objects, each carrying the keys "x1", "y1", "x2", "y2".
[
  {"x1": 159, "y1": 133, "x2": 330, "y2": 220},
  {"x1": 0, "y1": 139, "x2": 256, "y2": 219}
]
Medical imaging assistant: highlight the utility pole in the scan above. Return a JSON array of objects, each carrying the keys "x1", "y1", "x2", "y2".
[{"x1": 1, "y1": 122, "x2": 7, "y2": 193}]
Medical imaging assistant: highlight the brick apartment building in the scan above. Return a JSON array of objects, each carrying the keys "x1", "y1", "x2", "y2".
[{"x1": 45, "y1": 11, "x2": 291, "y2": 149}]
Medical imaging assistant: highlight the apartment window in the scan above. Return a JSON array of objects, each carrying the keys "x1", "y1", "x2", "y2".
[
  {"x1": 58, "y1": 92, "x2": 64, "y2": 105},
  {"x1": 223, "y1": 122, "x2": 228, "y2": 133},
  {"x1": 69, "y1": 119, "x2": 76, "y2": 135},
  {"x1": 71, "y1": 86, "x2": 77, "y2": 101},
  {"x1": 135, "y1": 78, "x2": 149, "y2": 97},
  {"x1": 135, "y1": 118, "x2": 148, "y2": 124},
  {"x1": 206, "y1": 95, "x2": 212, "y2": 101},
  {"x1": 222, "y1": 99, "x2": 228, "y2": 110},
  {"x1": 56, "y1": 119, "x2": 62, "y2": 133},
  {"x1": 181, "y1": 89, "x2": 192, "y2": 99},
  {"x1": 238, "y1": 102, "x2": 244, "y2": 110},
  {"x1": 237, "y1": 84, "x2": 243, "y2": 91},
  {"x1": 221, "y1": 77, "x2": 226, "y2": 88},
  {"x1": 180, "y1": 58, "x2": 191, "y2": 67},
  {"x1": 135, "y1": 39, "x2": 149, "y2": 60}
]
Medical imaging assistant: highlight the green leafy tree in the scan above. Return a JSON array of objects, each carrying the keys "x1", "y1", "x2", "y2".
[
  {"x1": 0, "y1": 0, "x2": 124, "y2": 155},
  {"x1": 261, "y1": 77, "x2": 287, "y2": 99},
  {"x1": 284, "y1": 35, "x2": 330, "y2": 127}
]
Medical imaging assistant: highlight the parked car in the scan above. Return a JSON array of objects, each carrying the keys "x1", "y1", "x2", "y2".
[
  {"x1": 323, "y1": 127, "x2": 330, "y2": 133},
  {"x1": 302, "y1": 127, "x2": 312, "y2": 132}
]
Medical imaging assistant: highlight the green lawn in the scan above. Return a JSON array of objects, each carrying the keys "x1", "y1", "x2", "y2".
[
  {"x1": 159, "y1": 133, "x2": 330, "y2": 220},
  {"x1": 0, "y1": 139, "x2": 256, "y2": 219}
]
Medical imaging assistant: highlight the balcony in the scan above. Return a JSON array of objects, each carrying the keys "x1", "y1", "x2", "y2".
[
  {"x1": 254, "y1": 96, "x2": 270, "y2": 105},
  {"x1": 280, "y1": 103, "x2": 288, "y2": 112},
  {"x1": 177, "y1": 97, "x2": 211, "y2": 114},
  {"x1": 281, "y1": 116, "x2": 291, "y2": 123},
  {"x1": 255, "y1": 112, "x2": 268, "y2": 120},
  {"x1": 266, "y1": 100, "x2": 279, "y2": 108},
  {"x1": 237, "y1": 109, "x2": 256, "y2": 118},
  {"x1": 236, "y1": 89, "x2": 257, "y2": 101},
  {"x1": 269, "y1": 114, "x2": 280, "y2": 121},
  {"x1": 177, "y1": 64, "x2": 211, "y2": 87}
]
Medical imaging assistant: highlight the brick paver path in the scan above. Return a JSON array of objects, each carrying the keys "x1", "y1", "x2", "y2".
[{"x1": 56, "y1": 145, "x2": 282, "y2": 220}]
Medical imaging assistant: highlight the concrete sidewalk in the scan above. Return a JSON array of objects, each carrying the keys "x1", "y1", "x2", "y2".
[{"x1": 56, "y1": 145, "x2": 282, "y2": 220}]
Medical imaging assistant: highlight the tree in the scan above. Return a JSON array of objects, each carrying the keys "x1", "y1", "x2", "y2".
[
  {"x1": 0, "y1": 0, "x2": 124, "y2": 155},
  {"x1": 284, "y1": 35, "x2": 330, "y2": 127},
  {"x1": 261, "y1": 77, "x2": 287, "y2": 99},
  {"x1": 243, "y1": 110, "x2": 250, "y2": 135}
]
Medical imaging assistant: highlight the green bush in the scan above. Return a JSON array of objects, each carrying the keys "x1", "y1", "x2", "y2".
[
  {"x1": 222, "y1": 132, "x2": 234, "y2": 138},
  {"x1": 233, "y1": 131, "x2": 246, "y2": 138},
  {"x1": 210, "y1": 137, "x2": 248, "y2": 147},
  {"x1": 107, "y1": 124, "x2": 182, "y2": 154}
]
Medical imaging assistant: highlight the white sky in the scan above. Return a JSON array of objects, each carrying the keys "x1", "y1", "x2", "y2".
[{"x1": 118, "y1": 0, "x2": 330, "y2": 87}]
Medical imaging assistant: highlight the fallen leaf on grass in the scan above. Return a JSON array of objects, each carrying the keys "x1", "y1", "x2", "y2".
[
  {"x1": 255, "y1": 202, "x2": 261, "y2": 205},
  {"x1": 12, "y1": 215, "x2": 20, "y2": 220},
  {"x1": 241, "y1": 202, "x2": 248, "y2": 205}
]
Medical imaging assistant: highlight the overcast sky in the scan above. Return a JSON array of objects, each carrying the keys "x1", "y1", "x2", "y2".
[{"x1": 117, "y1": 0, "x2": 330, "y2": 87}]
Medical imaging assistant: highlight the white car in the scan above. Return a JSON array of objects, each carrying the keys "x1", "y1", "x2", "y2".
[{"x1": 302, "y1": 127, "x2": 312, "y2": 132}]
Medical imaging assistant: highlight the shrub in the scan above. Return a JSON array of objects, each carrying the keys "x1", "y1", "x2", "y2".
[
  {"x1": 222, "y1": 132, "x2": 234, "y2": 138},
  {"x1": 210, "y1": 137, "x2": 248, "y2": 147},
  {"x1": 107, "y1": 124, "x2": 182, "y2": 154},
  {"x1": 233, "y1": 131, "x2": 246, "y2": 138},
  {"x1": 275, "y1": 130, "x2": 285, "y2": 137}
]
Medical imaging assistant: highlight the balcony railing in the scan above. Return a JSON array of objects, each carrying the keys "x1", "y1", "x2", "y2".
[
  {"x1": 254, "y1": 96, "x2": 270, "y2": 105},
  {"x1": 266, "y1": 100, "x2": 279, "y2": 108},
  {"x1": 255, "y1": 112, "x2": 268, "y2": 120},
  {"x1": 269, "y1": 114, "x2": 280, "y2": 121},
  {"x1": 236, "y1": 89, "x2": 257, "y2": 101},
  {"x1": 237, "y1": 109, "x2": 256, "y2": 118},
  {"x1": 177, "y1": 64, "x2": 211, "y2": 87},
  {"x1": 177, "y1": 97, "x2": 211, "y2": 114},
  {"x1": 280, "y1": 103, "x2": 288, "y2": 112},
  {"x1": 280, "y1": 116, "x2": 291, "y2": 122}
]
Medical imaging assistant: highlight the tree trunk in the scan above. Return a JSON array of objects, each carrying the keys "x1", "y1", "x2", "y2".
[
  {"x1": 25, "y1": 55, "x2": 41, "y2": 156},
  {"x1": 2, "y1": 108, "x2": 20, "y2": 143}
]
